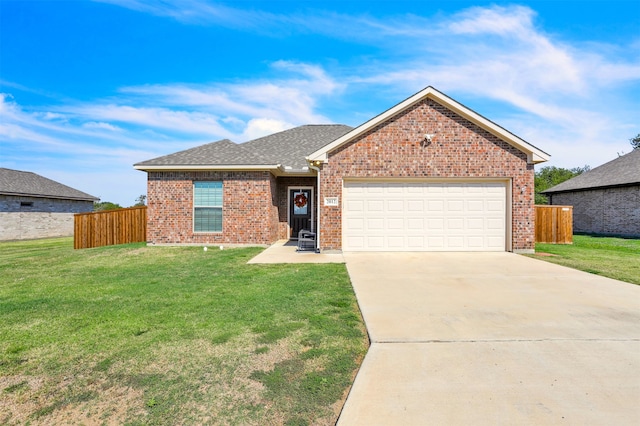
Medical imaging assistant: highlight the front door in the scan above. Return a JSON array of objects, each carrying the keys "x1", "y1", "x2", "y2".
[{"x1": 290, "y1": 189, "x2": 312, "y2": 238}]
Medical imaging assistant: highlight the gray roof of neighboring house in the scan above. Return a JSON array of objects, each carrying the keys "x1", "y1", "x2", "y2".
[
  {"x1": 0, "y1": 168, "x2": 99, "y2": 201},
  {"x1": 542, "y1": 148, "x2": 640, "y2": 194},
  {"x1": 134, "y1": 124, "x2": 353, "y2": 171}
]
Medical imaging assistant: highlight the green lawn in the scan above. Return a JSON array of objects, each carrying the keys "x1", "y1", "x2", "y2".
[
  {"x1": 0, "y1": 238, "x2": 368, "y2": 425},
  {"x1": 532, "y1": 235, "x2": 640, "y2": 285}
]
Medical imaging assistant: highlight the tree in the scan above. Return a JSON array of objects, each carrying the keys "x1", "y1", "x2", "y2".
[
  {"x1": 534, "y1": 165, "x2": 590, "y2": 204},
  {"x1": 631, "y1": 133, "x2": 640, "y2": 150},
  {"x1": 93, "y1": 201, "x2": 123, "y2": 211},
  {"x1": 133, "y1": 194, "x2": 147, "y2": 206}
]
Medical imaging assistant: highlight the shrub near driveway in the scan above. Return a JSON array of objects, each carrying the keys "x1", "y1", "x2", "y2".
[
  {"x1": 532, "y1": 235, "x2": 640, "y2": 285},
  {"x1": 0, "y1": 238, "x2": 368, "y2": 425}
]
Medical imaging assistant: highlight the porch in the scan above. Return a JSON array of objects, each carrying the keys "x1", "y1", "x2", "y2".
[{"x1": 247, "y1": 240, "x2": 345, "y2": 264}]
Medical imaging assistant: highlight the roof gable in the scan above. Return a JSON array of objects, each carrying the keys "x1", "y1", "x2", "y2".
[
  {"x1": 307, "y1": 86, "x2": 550, "y2": 165},
  {"x1": 0, "y1": 168, "x2": 98, "y2": 201},
  {"x1": 543, "y1": 148, "x2": 640, "y2": 193}
]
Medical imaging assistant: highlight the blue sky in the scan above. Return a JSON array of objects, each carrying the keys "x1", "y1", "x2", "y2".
[{"x1": 1, "y1": 0, "x2": 639, "y2": 206}]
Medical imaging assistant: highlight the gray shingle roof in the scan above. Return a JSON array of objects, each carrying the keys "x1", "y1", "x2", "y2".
[
  {"x1": 242, "y1": 124, "x2": 353, "y2": 170},
  {"x1": 134, "y1": 139, "x2": 268, "y2": 167},
  {"x1": 134, "y1": 125, "x2": 353, "y2": 170},
  {"x1": 542, "y1": 149, "x2": 640, "y2": 194},
  {"x1": 0, "y1": 168, "x2": 99, "y2": 201}
]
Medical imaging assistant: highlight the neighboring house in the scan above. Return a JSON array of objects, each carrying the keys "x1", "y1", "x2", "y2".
[
  {"x1": 542, "y1": 149, "x2": 640, "y2": 237},
  {"x1": 135, "y1": 86, "x2": 550, "y2": 253},
  {"x1": 0, "y1": 168, "x2": 98, "y2": 241}
]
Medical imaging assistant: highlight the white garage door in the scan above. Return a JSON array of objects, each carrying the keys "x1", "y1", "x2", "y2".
[{"x1": 343, "y1": 181, "x2": 507, "y2": 252}]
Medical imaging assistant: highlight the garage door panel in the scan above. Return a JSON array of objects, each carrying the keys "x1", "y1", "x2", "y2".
[
  {"x1": 467, "y1": 200, "x2": 484, "y2": 211},
  {"x1": 427, "y1": 236, "x2": 444, "y2": 248},
  {"x1": 427, "y1": 218, "x2": 444, "y2": 230},
  {"x1": 407, "y1": 236, "x2": 424, "y2": 248},
  {"x1": 345, "y1": 235, "x2": 365, "y2": 249},
  {"x1": 346, "y1": 217, "x2": 364, "y2": 230},
  {"x1": 487, "y1": 218, "x2": 504, "y2": 229},
  {"x1": 407, "y1": 200, "x2": 424, "y2": 212},
  {"x1": 447, "y1": 200, "x2": 464, "y2": 211},
  {"x1": 487, "y1": 236, "x2": 505, "y2": 248},
  {"x1": 487, "y1": 200, "x2": 504, "y2": 211},
  {"x1": 387, "y1": 185, "x2": 405, "y2": 195},
  {"x1": 468, "y1": 236, "x2": 484, "y2": 248},
  {"x1": 367, "y1": 236, "x2": 384, "y2": 248},
  {"x1": 367, "y1": 217, "x2": 384, "y2": 231},
  {"x1": 343, "y1": 181, "x2": 506, "y2": 251},
  {"x1": 367, "y1": 200, "x2": 384, "y2": 211},
  {"x1": 467, "y1": 218, "x2": 484, "y2": 230},
  {"x1": 407, "y1": 218, "x2": 424, "y2": 230},
  {"x1": 428, "y1": 200, "x2": 444, "y2": 212},
  {"x1": 388, "y1": 236, "x2": 405, "y2": 248},
  {"x1": 447, "y1": 236, "x2": 464, "y2": 249},
  {"x1": 388, "y1": 200, "x2": 404, "y2": 211},
  {"x1": 387, "y1": 218, "x2": 404, "y2": 229},
  {"x1": 447, "y1": 218, "x2": 464, "y2": 230}
]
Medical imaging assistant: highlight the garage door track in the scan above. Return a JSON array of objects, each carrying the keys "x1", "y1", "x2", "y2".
[{"x1": 338, "y1": 252, "x2": 640, "y2": 425}]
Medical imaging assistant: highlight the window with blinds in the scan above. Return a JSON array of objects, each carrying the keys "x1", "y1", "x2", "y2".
[{"x1": 193, "y1": 181, "x2": 223, "y2": 232}]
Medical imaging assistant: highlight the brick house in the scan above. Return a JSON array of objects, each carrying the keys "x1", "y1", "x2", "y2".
[
  {"x1": 135, "y1": 86, "x2": 550, "y2": 253},
  {"x1": 542, "y1": 149, "x2": 640, "y2": 237},
  {"x1": 0, "y1": 168, "x2": 98, "y2": 241}
]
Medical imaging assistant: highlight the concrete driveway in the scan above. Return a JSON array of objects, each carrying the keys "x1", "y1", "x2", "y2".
[{"x1": 338, "y1": 252, "x2": 640, "y2": 425}]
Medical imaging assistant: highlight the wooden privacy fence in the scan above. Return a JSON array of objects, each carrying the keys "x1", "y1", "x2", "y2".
[
  {"x1": 535, "y1": 205, "x2": 573, "y2": 244},
  {"x1": 74, "y1": 206, "x2": 147, "y2": 249}
]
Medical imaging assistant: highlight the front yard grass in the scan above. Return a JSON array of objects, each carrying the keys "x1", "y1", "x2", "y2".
[
  {"x1": 0, "y1": 238, "x2": 368, "y2": 425},
  {"x1": 532, "y1": 235, "x2": 640, "y2": 285}
]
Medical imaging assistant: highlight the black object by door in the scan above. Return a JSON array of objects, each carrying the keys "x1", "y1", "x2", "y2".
[{"x1": 290, "y1": 189, "x2": 312, "y2": 238}]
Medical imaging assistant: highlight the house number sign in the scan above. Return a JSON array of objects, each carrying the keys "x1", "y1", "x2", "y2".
[{"x1": 324, "y1": 197, "x2": 339, "y2": 206}]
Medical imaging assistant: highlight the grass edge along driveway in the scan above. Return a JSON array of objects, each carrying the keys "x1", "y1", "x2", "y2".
[
  {"x1": 529, "y1": 235, "x2": 640, "y2": 285},
  {"x1": 0, "y1": 238, "x2": 368, "y2": 426}
]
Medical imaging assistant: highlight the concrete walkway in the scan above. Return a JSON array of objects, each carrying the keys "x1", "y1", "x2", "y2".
[
  {"x1": 338, "y1": 252, "x2": 640, "y2": 425},
  {"x1": 247, "y1": 240, "x2": 345, "y2": 264}
]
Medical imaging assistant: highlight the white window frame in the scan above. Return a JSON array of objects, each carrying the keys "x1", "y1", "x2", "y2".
[{"x1": 193, "y1": 181, "x2": 223, "y2": 233}]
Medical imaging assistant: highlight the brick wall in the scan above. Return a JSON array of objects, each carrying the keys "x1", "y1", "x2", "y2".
[
  {"x1": 550, "y1": 186, "x2": 640, "y2": 237},
  {"x1": 0, "y1": 212, "x2": 76, "y2": 241},
  {"x1": 146, "y1": 171, "x2": 279, "y2": 245},
  {"x1": 0, "y1": 195, "x2": 94, "y2": 241},
  {"x1": 319, "y1": 98, "x2": 535, "y2": 252},
  {"x1": 0, "y1": 195, "x2": 93, "y2": 213}
]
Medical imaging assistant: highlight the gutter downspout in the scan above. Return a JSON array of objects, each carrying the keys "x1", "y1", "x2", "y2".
[{"x1": 308, "y1": 162, "x2": 321, "y2": 253}]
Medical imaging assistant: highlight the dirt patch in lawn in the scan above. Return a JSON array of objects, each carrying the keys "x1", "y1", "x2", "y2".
[{"x1": 0, "y1": 374, "x2": 145, "y2": 426}]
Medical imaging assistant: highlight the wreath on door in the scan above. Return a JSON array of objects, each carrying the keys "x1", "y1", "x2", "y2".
[{"x1": 294, "y1": 193, "x2": 308, "y2": 208}]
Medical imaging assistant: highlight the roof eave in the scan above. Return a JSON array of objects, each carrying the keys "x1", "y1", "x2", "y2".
[
  {"x1": 134, "y1": 164, "x2": 282, "y2": 172},
  {"x1": 542, "y1": 181, "x2": 640, "y2": 194},
  {"x1": 0, "y1": 191, "x2": 98, "y2": 202}
]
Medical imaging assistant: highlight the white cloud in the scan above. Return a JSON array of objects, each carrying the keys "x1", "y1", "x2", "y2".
[
  {"x1": 241, "y1": 118, "x2": 293, "y2": 141},
  {"x1": 0, "y1": 60, "x2": 344, "y2": 205},
  {"x1": 448, "y1": 5, "x2": 537, "y2": 37},
  {"x1": 82, "y1": 121, "x2": 123, "y2": 131},
  {"x1": 66, "y1": 104, "x2": 233, "y2": 137},
  {"x1": 119, "y1": 61, "x2": 341, "y2": 128}
]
